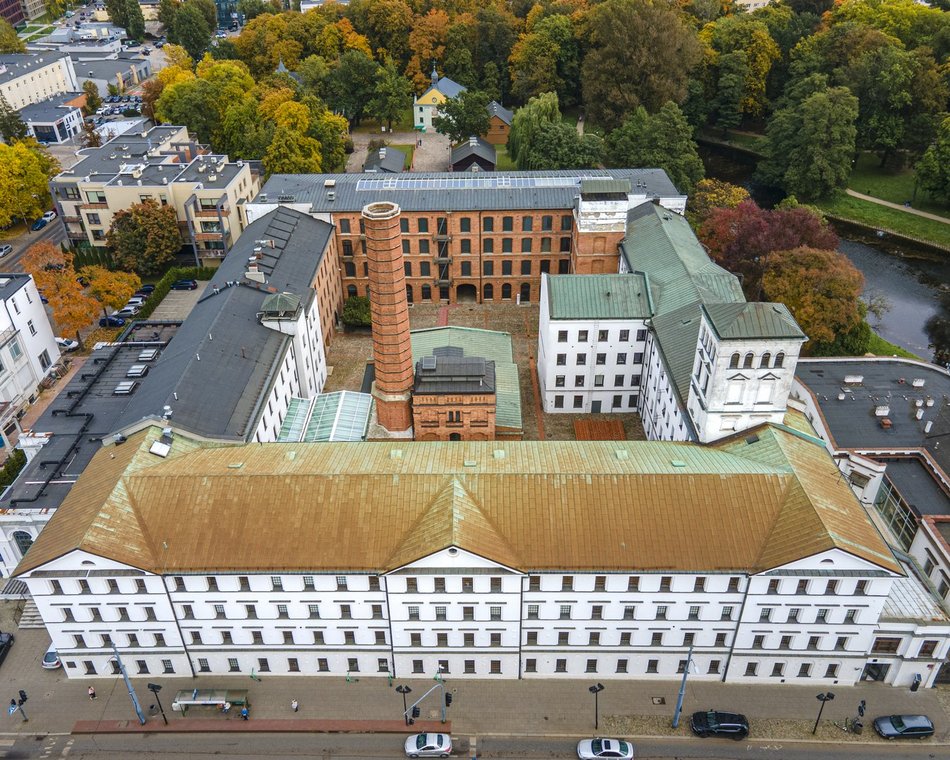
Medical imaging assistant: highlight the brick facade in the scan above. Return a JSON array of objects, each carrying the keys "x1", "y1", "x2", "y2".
[{"x1": 412, "y1": 392, "x2": 496, "y2": 441}]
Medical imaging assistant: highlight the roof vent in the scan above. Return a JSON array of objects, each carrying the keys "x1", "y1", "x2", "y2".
[
  {"x1": 745, "y1": 434, "x2": 759, "y2": 445},
  {"x1": 149, "y1": 440, "x2": 170, "y2": 458},
  {"x1": 327, "y1": 191, "x2": 335, "y2": 201},
  {"x1": 227, "y1": 462, "x2": 244, "y2": 469},
  {"x1": 464, "y1": 459, "x2": 477, "y2": 467},
  {"x1": 614, "y1": 449, "x2": 629, "y2": 460},
  {"x1": 324, "y1": 179, "x2": 336, "y2": 188},
  {"x1": 493, "y1": 449, "x2": 505, "y2": 459},
  {"x1": 390, "y1": 449, "x2": 402, "y2": 460},
  {"x1": 670, "y1": 459, "x2": 687, "y2": 468},
  {"x1": 912, "y1": 378, "x2": 925, "y2": 388}
]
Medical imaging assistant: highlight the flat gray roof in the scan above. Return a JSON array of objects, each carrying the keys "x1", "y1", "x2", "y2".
[
  {"x1": 174, "y1": 154, "x2": 242, "y2": 189},
  {"x1": 882, "y1": 458, "x2": 950, "y2": 517},
  {"x1": 254, "y1": 169, "x2": 684, "y2": 213},
  {"x1": 19, "y1": 92, "x2": 83, "y2": 122},
  {"x1": 0, "y1": 53, "x2": 68, "y2": 86}
]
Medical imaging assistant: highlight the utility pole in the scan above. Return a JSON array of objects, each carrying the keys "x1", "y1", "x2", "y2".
[
  {"x1": 112, "y1": 645, "x2": 146, "y2": 725},
  {"x1": 147, "y1": 683, "x2": 168, "y2": 726},
  {"x1": 671, "y1": 646, "x2": 694, "y2": 729}
]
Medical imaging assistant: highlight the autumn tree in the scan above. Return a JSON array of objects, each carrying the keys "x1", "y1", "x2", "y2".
[
  {"x1": 79, "y1": 265, "x2": 142, "y2": 319},
  {"x1": 762, "y1": 247, "x2": 866, "y2": 355},
  {"x1": 0, "y1": 19, "x2": 26, "y2": 53},
  {"x1": 916, "y1": 116, "x2": 950, "y2": 203},
  {"x1": 685, "y1": 179, "x2": 750, "y2": 228},
  {"x1": 581, "y1": 0, "x2": 702, "y2": 131},
  {"x1": 0, "y1": 141, "x2": 55, "y2": 228},
  {"x1": 81, "y1": 81, "x2": 102, "y2": 115},
  {"x1": 509, "y1": 13, "x2": 580, "y2": 106},
  {"x1": 406, "y1": 9, "x2": 451, "y2": 91},
  {"x1": 107, "y1": 199, "x2": 183, "y2": 276},
  {"x1": 0, "y1": 93, "x2": 27, "y2": 143},
  {"x1": 263, "y1": 126, "x2": 323, "y2": 177},
  {"x1": 20, "y1": 243, "x2": 99, "y2": 342},
  {"x1": 433, "y1": 89, "x2": 491, "y2": 144},
  {"x1": 698, "y1": 201, "x2": 839, "y2": 301}
]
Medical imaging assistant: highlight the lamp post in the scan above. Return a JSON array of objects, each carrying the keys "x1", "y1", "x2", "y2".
[
  {"x1": 147, "y1": 683, "x2": 168, "y2": 726},
  {"x1": 589, "y1": 683, "x2": 605, "y2": 731},
  {"x1": 813, "y1": 692, "x2": 835, "y2": 734},
  {"x1": 396, "y1": 685, "x2": 412, "y2": 726}
]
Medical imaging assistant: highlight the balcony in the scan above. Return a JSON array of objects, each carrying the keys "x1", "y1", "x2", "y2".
[
  {"x1": 62, "y1": 216, "x2": 81, "y2": 223},
  {"x1": 194, "y1": 232, "x2": 225, "y2": 242},
  {"x1": 79, "y1": 202, "x2": 108, "y2": 210},
  {"x1": 194, "y1": 205, "x2": 227, "y2": 218}
]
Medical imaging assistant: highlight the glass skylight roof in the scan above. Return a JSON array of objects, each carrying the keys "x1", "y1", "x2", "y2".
[
  {"x1": 355, "y1": 175, "x2": 595, "y2": 192},
  {"x1": 276, "y1": 392, "x2": 372, "y2": 443}
]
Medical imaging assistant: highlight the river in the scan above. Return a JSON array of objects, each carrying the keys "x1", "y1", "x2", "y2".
[{"x1": 698, "y1": 143, "x2": 950, "y2": 363}]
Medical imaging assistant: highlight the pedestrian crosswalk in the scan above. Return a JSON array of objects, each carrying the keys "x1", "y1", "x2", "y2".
[{"x1": 0, "y1": 735, "x2": 74, "y2": 758}]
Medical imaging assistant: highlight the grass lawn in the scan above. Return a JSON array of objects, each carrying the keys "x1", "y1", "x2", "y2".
[
  {"x1": 389, "y1": 143, "x2": 414, "y2": 170},
  {"x1": 0, "y1": 222, "x2": 27, "y2": 240},
  {"x1": 495, "y1": 144, "x2": 516, "y2": 171},
  {"x1": 815, "y1": 194, "x2": 950, "y2": 249},
  {"x1": 350, "y1": 108, "x2": 416, "y2": 136},
  {"x1": 866, "y1": 328, "x2": 920, "y2": 360},
  {"x1": 848, "y1": 153, "x2": 949, "y2": 219}
]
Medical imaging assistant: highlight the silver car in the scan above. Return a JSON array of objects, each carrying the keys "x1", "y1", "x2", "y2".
[
  {"x1": 577, "y1": 737, "x2": 634, "y2": 760},
  {"x1": 404, "y1": 733, "x2": 452, "y2": 758}
]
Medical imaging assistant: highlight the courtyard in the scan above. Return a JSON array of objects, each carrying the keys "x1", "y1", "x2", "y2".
[{"x1": 323, "y1": 301, "x2": 645, "y2": 442}]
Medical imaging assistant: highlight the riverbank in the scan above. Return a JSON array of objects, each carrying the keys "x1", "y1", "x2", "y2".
[{"x1": 817, "y1": 195, "x2": 950, "y2": 252}]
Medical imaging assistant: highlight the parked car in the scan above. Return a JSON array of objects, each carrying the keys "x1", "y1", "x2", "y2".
[
  {"x1": 873, "y1": 715, "x2": 934, "y2": 740},
  {"x1": 404, "y1": 733, "x2": 451, "y2": 758},
  {"x1": 125, "y1": 296, "x2": 146, "y2": 307},
  {"x1": 170, "y1": 279, "x2": 198, "y2": 290},
  {"x1": 41, "y1": 645, "x2": 61, "y2": 670},
  {"x1": 30, "y1": 217, "x2": 49, "y2": 231},
  {"x1": 41, "y1": 210, "x2": 57, "y2": 222},
  {"x1": 576, "y1": 738, "x2": 634, "y2": 760},
  {"x1": 690, "y1": 710, "x2": 749, "y2": 740},
  {"x1": 116, "y1": 305, "x2": 141, "y2": 318},
  {"x1": 136, "y1": 284, "x2": 155, "y2": 294},
  {"x1": 99, "y1": 315, "x2": 126, "y2": 327},
  {"x1": 0, "y1": 632, "x2": 14, "y2": 668},
  {"x1": 55, "y1": 337, "x2": 80, "y2": 352},
  {"x1": 0, "y1": 244, "x2": 11, "y2": 257}
]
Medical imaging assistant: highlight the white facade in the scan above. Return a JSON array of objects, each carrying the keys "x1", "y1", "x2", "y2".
[
  {"x1": 20, "y1": 544, "x2": 950, "y2": 686},
  {"x1": 910, "y1": 518, "x2": 950, "y2": 607},
  {"x1": 639, "y1": 330, "x2": 693, "y2": 441},
  {"x1": 0, "y1": 54, "x2": 79, "y2": 111}
]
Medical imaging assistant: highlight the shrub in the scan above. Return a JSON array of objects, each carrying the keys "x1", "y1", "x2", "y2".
[
  {"x1": 342, "y1": 296, "x2": 372, "y2": 328},
  {"x1": 0, "y1": 449, "x2": 27, "y2": 489}
]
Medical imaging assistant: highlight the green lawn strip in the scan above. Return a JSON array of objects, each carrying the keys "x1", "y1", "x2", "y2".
[
  {"x1": 848, "y1": 153, "x2": 949, "y2": 219},
  {"x1": 389, "y1": 143, "x2": 414, "y2": 170},
  {"x1": 0, "y1": 222, "x2": 27, "y2": 240},
  {"x1": 866, "y1": 329, "x2": 920, "y2": 360},
  {"x1": 495, "y1": 145, "x2": 516, "y2": 171},
  {"x1": 815, "y1": 194, "x2": 950, "y2": 249}
]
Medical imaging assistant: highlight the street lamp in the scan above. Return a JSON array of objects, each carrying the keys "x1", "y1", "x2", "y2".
[
  {"x1": 589, "y1": 683, "x2": 605, "y2": 731},
  {"x1": 396, "y1": 685, "x2": 412, "y2": 726},
  {"x1": 147, "y1": 683, "x2": 168, "y2": 726},
  {"x1": 813, "y1": 692, "x2": 835, "y2": 734}
]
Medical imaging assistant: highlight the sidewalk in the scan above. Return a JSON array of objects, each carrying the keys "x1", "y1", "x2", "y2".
[{"x1": 846, "y1": 189, "x2": 950, "y2": 224}]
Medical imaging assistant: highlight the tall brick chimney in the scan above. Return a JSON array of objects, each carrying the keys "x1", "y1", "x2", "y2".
[{"x1": 363, "y1": 201, "x2": 413, "y2": 433}]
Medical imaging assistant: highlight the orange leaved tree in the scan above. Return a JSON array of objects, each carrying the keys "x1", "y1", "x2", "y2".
[{"x1": 20, "y1": 242, "x2": 100, "y2": 344}]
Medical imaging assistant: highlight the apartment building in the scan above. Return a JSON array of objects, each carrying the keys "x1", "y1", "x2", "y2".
[
  {"x1": 0, "y1": 274, "x2": 60, "y2": 448},
  {"x1": 538, "y1": 204, "x2": 806, "y2": 443},
  {"x1": 243, "y1": 170, "x2": 687, "y2": 308},
  {"x1": 49, "y1": 126, "x2": 258, "y2": 265},
  {"x1": 14, "y1": 422, "x2": 950, "y2": 687},
  {"x1": 20, "y1": 91, "x2": 85, "y2": 143},
  {"x1": 0, "y1": 53, "x2": 79, "y2": 112}
]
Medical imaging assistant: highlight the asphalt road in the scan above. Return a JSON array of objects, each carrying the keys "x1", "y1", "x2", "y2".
[
  {"x1": 1, "y1": 219, "x2": 67, "y2": 273},
  {"x1": 0, "y1": 733, "x2": 944, "y2": 760}
]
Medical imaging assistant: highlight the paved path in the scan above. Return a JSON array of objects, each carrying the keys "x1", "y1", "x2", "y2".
[{"x1": 845, "y1": 189, "x2": 950, "y2": 224}]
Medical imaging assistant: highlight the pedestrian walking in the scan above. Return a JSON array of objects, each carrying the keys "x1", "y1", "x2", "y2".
[
  {"x1": 291, "y1": 698, "x2": 299, "y2": 713},
  {"x1": 88, "y1": 686, "x2": 97, "y2": 700},
  {"x1": 240, "y1": 706, "x2": 249, "y2": 720}
]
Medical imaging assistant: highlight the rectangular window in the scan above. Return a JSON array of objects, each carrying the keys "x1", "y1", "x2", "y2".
[
  {"x1": 771, "y1": 663, "x2": 784, "y2": 677},
  {"x1": 616, "y1": 659, "x2": 628, "y2": 674},
  {"x1": 520, "y1": 259, "x2": 531, "y2": 275},
  {"x1": 308, "y1": 604, "x2": 320, "y2": 619},
  {"x1": 651, "y1": 632, "x2": 663, "y2": 646},
  {"x1": 586, "y1": 659, "x2": 597, "y2": 673},
  {"x1": 198, "y1": 658, "x2": 210, "y2": 672},
  {"x1": 558, "y1": 632, "x2": 570, "y2": 645},
  {"x1": 798, "y1": 663, "x2": 811, "y2": 678},
  {"x1": 788, "y1": 608, "x2": 800, "y2": 623},
  {"x1": 688, "y1": 606, "x2": 700, "y2": 620},
  {"x1": 228, "y1": 658, "x2": 240, "y2": 672},
  {"x1": 559, "y1": 605, "x2": 571, "y2": 620},
  {"x1": 816, "y1": 608, "x2": 829, "y2": 623},
  {"x1": 460, "y1": 217, "x2": 471, "y2": 232},
  {"x1": 767, "y1": 579, "x2": 780, "y2": 595},
  {"x1": 835, "y1": 636, "x2": 848, "y2": 651},
  {"x1": 526, "y1": 631, "x2": 538, "y2": 646},
  {"x1": 709, "y1": 660, "x2": 721, "y2": 674},
  {"x1": 258, "y1": 658, "x2": 270, "y2": 673},
  {"x1": 656, "y1": 606, "x2": 667, "y2": 620},
  {"x1": 408, "y1": 606, "x2": 420, "y2": 621},
  {"x1": 466, "y1": 659, "x2": 477, "y2": 673},
  {"x1": 400, "y1": 218, "x2": 409, "y2": 233},
  {"x1": 524, "y1": 659, "x2": 536, "y2": 673},
  {"x1": 759, "y1": 608, "x2": 773, "y2": 622},
  {"x1": 715, "y1": 633, "x2": 727, "y2": 647},
  {"x1": 318, "y1": 658, "x2": 330, "y2": 672},
  {"x1": 490, "y1": 606, "x2": 502, "y2": 621},
  {"x1": 435, "y1": 606, "x2": 447, "y2": 621},
  {"x1": 483, "y1": 217, "x2": 494, "y2": 232},
  {"x1": 647, "y1": 659, "x2": 658, "y2": 673},
  {"x1": 589, "y1": 632, "x2": 600, "y2": 646},
  {"x1": 502, "y1": 259, "x2": 512, "y2": 275},
  {"x1": 744, "y1": 663, "x2": 758, "y2": 677},
  {"x1": 825, "y1": 664, "x2": 839, "y2": 679},
  {"x1": 871, "y1": 637, "x2": 901, "y2": 654},
  {"x1": 417, "y1": 218, "x2": 428, "y2": 233},
  {"x1": 919, "y1": 640, "x2": 938, "y2": 657},
  {"x1": 527, "y1": 604, "x2": 539, "y2": 619}
]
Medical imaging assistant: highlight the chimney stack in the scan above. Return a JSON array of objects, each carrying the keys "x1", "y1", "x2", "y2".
[{"x1": 362, "y1": 202, "x2": 413, "y2": 433}]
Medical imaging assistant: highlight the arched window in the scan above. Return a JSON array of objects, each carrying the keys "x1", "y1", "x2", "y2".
[
  {"x1": 405, "y1": 285, "x2": 413, "y2": 304},
  {"x1": 346, "y1": 285, "x2": 357, "y2": 298},
  {"x1": 760, "y1": 352, "x2": 771, "y2": 368},
  {"x1": 775, "y1": 352, "x2": 785, "y2": 368},
  {"x1": 449, "y1": 433, "x2": 461, "y2": 441},
  {"x1": 502, "y1": 283, "x2": 512, "y2": 300},
  {"x1": 743, "y1": 352, "x2": 755, "y2": 369},
  {"x1": 729, "y1": 353, "x2": 740, "y2": 369},
  {"x1": 483, "y1": 283, "x2": 494, "y2": 301},
  {"x1": 519, "y1": 283, "x2": 531, "y2": 303},
  {"x1": 13, "y1": 531, "x2": 33, "y2": 557}
]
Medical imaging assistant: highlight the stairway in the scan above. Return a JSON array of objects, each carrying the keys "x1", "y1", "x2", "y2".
[{"x1": 17, "y1": 599, "x2": 45, "y2": 630}]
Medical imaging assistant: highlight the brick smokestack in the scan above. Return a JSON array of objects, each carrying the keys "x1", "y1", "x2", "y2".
[{"x1": 363, "y1": 201, "x2": 413, "y2": 433}]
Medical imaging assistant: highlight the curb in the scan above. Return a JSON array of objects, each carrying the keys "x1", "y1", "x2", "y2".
[{"x1": 72, "y1": 718, "x2": 451, "y2": 735}]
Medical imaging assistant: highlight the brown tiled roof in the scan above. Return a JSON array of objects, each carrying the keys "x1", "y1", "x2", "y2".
[{"x1": 15, "y1": 425, "x2": 900, "y2": 576}]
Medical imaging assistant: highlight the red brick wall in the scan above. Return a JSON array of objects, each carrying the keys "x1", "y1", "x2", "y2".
[{"x1": 413, "y1": 392, "x2": 497, "y2": 441}]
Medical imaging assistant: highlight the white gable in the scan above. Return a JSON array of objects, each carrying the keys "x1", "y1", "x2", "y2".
[
  {"x1": 18, "y1": 548, "x2": 149, "y2": 577},
  {"x1": 760, "y1": 548, "x2": 901, "y2": 576},
  {"x1": 387, "y1": 546, "x2": 522, "y2": 575}
]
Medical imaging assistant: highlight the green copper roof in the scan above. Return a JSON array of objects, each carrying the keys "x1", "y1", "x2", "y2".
[
  {"x1": 411, "y1": 327, "x2": 522, "y2": 432},
  {"x1": 547, "y1": 274, "x2": 651, "y2": 320},
  {"x1": 704, "y1": 302, "x2": 806, "y2": 340}
]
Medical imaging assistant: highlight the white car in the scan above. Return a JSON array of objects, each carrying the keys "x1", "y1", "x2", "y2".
[
  {"x1": 41, "y1": 210, "x2": 58, "y2": 222},
  {"x1": 115, "y1": 305, "x2": 141, "y2": 318},
  {"x1": 125, "y1": 296, "x2": 146, "y2": 307},
  {"x1": 404, "y1": 733, "x2": 452, "y2": 758},
  {"x1": 55, "y1": 337, "x2": 80, "y2": 352},
  {"x1": 577, "y1": 738, "x2": 634, "y2": 760},
  {"x1": 41, "y1": 645, "x2": 61, "y2": 669}
]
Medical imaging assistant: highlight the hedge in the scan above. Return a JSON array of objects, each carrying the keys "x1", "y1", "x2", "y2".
[
  {"x1": 0, "y1": 449, "x2": 27, "y2": 489},
  {"x1": 133, "y1": 266, "x2": 216, "y2": 321}
]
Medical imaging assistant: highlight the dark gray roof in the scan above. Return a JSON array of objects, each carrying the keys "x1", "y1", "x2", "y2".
[
  {"x1": 363, "y1": 146, "x2": 405, "y2": 174},
  {"x1": 19, "y1": 92, "x2": 83, "y2": 122},
  {"x1": 882, "y1": 458, "x2": 950, "y2": 517},
  {"x1": 0, "y1": 53, "x2": 69, "y2": 86},
  {"x1": 487, "y1": 101, "x2": 513, "y2": 125},
  {"x1": 414, "y1": 347, "x2": 496, "y2": 395},
  {"x1": 255, "y1": 169, "x2": 683, "y2": 214},
  {"x1": 0, "y1": 274, "x2": 31, "y2": 301},
  {"x1": 435, "y1": 76, "x2": 465, "y2": 99},
  {"x1": 451, "y1": 137, "x2": 495, "y2": 166},
  {"x1": 113, "y1": 208, "x2": 334, "y2": 441},
  {"x1": 74, "y1": 55, "x2": 148, "y2": 82},
  {"x1": 53, "y1": 125, "x2": 188, "y2": 183}
]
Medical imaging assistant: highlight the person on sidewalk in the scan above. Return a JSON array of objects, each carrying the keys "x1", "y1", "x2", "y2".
[
  {"x1": 291, "y1": 698, "x2": 298, "y2": 713},
  {"x1": 240, "y1": 706, "x2": 249, "y2": 720},
  {"x1": 88, "y1": 686, "x2": 96, "y2": 700}
]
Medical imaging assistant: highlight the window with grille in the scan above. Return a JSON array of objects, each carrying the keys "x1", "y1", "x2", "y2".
[
  {"x1": 435, "y1": 606, "x2": 447, "y2": 620},
  {"x1": 688, "y1": 606, "x2": 700, "y2": 620},
  {"x1": 308, "y1": 604, "x2": 320, "y2": 619},
  {"x1": 228, "y1": 658, "x2": 240, "y2": 672},
  {"x1": 410, "y1": 633, "x2": 422, "y2": 647},
  {"x1": 659, "y1": 577, "x2": 672, "y2": 592},
  {"x1": 798, "y1": 663, "x2": 811, "y2": 677},
  {"x1": 744, "y1": 663, "x2": 758, "y2": 676},
  {"x1": 559, "y1": 605, "x2": 571, "y2": 620},
  {"x1": 526, "y1": 631, "x2": 538, "y2": 645},
  {"x1": 408, "y1": 606, "x2": 420, "y2": 620},
  {"x1": 585, "y1": 659, "x2": 597, "y2": 673},
  {"x1": 527, "y1": 604, "x2": 539, "y2": 619},
  {"x1": 651, "y1": 632, "x2": 663, "y2": 646},
  {"x1": 709, "y1": 660, "x2": 721, "y2": 674},
  {"x1": 318, "y1": 659, "x2": 330, "y2": 672},
  {"x1": 413, "y1": 660, "x2": 424, "y2": 673},
  {"x1": 490, "y1": 606, "x2": 502, "y2": 621}
]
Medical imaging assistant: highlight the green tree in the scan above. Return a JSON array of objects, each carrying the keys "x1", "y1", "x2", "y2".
[
  {"x1": 171, "y1": 3, "x2": 212, "y2": 61},
  {"x1": 158, "y1": 0, "x2": 180, "y2": 29},
  {"x1": 369, "y1": 59, "x2": 412, "y2": 131},
  {"x1": 342, "y1": 296, "x2": 371, "y2": 327},
  {"x1": 0, "y1": 19, "x2": 25, "y2": 54},
  {"x1": 324, "y1": 50, "x2": 380, "y2": 126},
  {"x1": 81, "y1": 80, "x2": 102, "y2": 115},
  {"x1": 712, "y1": 50, "x2": 747, "y2": 133},
  {"x1": 916, "y1": 116, "x2": 950, "y2": 203},
  {"x1": 237, "y1": 0, "x2": 267, "y2": 21},
  {"x1": 581, "y1": 0, "x2": 702, "y2": 131},
  {"x1": 105, "y1": 0, "x2": 129, "y2": 28},
  {"x1": 296, "y1": 55, "x2": 330, "y2": 98},
  {"x1": 263, "y1": 126, "x2": 323, "y2": 177},
  {"x1": 307, "y1": 101, "x2": 349, "y2": 172},
  {"x1": 433, "y1": 89, "x2": 491, "y2": 145},
  {"x1": 125, "y1": 0, "x2": 146, "y2": 40},
  {"x1": 219, "y1": 95, "x2": 274, "y2": 160},
  {"x1": 520, "y1": 122, "x2": 603, "y2": 170},
  {"x1": 605, "y1": 102, "x2": 705, "y2": 194},
  {"x1": 508, "y1": 91, "x2": 561, "y2": 170},
  {"x1": 107, "y1": 199, "x2": 183, "y2": 276},
  {"x1": 760, "y1": 85, "x2": 858, "y2": 201},
  {"x1": 0, "y1": 92, "x2": 27, "y2": 144},
  {"x1": 509, "y1": 14, "x2": 580, "y2": 106},
  {"x1": 155, "y1": 79, "x2": 219, "y2": 143}
]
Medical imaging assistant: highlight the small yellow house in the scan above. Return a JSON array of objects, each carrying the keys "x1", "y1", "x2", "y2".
[{"x1": 414, "y1": 66, "x2": 466, "y2": 132}]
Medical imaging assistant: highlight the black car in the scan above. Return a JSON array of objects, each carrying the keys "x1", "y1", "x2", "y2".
[
  {"x1": 873, "y1": 715, "x2": 934, "y2": 739},
  {"x1": 170, "y1": 279, "x2": 198, "y2": 290},
  {"x1": 99, "y1": 315, "x2": 126, "y2": 327},
  {"x1": 0, "y1": 632, "x2": 14, "y2": 667},
  {"x1": 690, "y1": 710, "x2": 749, "y2": 740}
]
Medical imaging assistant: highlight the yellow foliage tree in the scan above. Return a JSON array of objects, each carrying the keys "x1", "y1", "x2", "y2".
[
  {"x1": 20, "y1": 243, "x2": 99, "y2": 342},
  {"x1": 79, "y1": 265, "x2": 142, "y2": 318},
  {"x1": 686, "y1": 179, "x2": 750, "y2": 228},
  {"x1": 272, "y1": 101, "x2": 311, "y2": 132}
]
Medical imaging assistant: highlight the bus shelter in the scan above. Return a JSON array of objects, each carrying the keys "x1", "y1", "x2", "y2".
[{"x1": 171, "y1": 688, "x2": 250, "y2": 716}]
